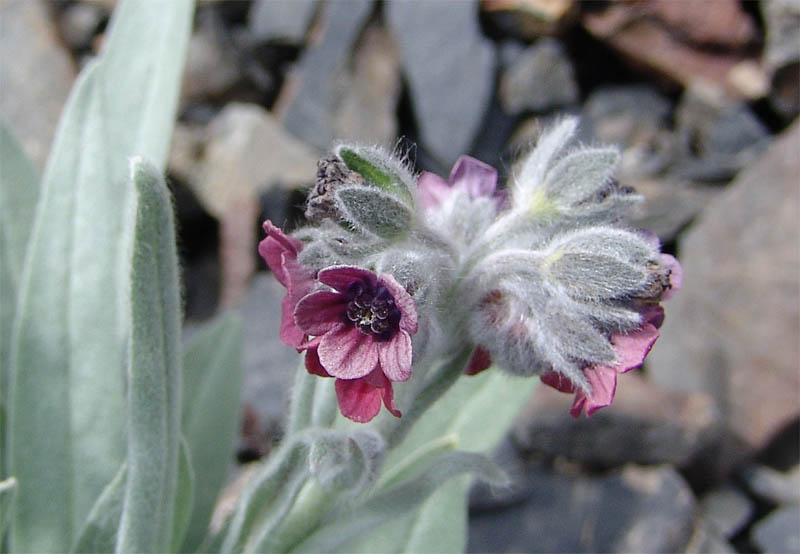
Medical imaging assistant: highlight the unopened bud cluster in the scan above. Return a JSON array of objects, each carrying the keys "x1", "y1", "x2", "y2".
[{"x1": 261, "y1": 118, "x2": 681, "y2": 422}]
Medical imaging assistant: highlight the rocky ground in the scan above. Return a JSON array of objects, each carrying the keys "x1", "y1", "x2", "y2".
[{"x1": 2, "y1": 0, "x2": 798, "y2": 552}]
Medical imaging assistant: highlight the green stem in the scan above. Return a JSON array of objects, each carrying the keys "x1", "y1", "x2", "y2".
[{"x1": 286, "y1": 361, "x2": 315, "y2": 434}]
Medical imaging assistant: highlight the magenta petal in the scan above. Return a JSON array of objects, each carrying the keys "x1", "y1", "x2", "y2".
[
  {"x1": 660, "y1": 254, "x2": 683, "y2": 300},
  {"x1": 379, "y1": 381, "x2": 401, "y2": 418},
  {"x1": 304, "y1": 346, "x2": 332, "y2": 377},
  {"x1": 378, "y1": 273, "x2": 418, "y2": 334},
  {"x1": 611, "y1": 322, "x2": 659, "y2": 373},
  {"x1": 318, "y1": 323, "x2": 379, "y2": 379},
  {"x1": 294, "y1": 291, "x2": 347, "y2": 335},
  {"x1": 335, "y1": 378, "x2": 382, "y2": 423},
  {"x1": 449, "y1": 155, "x2": 498, "y2": 199},
  {"x1": 258, "y1": 220, "x2": 303, "y2": 286},
  {"x1": 317, "y1": 266, "x2": 377, "y2": 293},
  {"x1": 464, "y1": 347, "x2": 492, "y2": 376},
  {"x1": 540, "y1": 370, "x2": 576, "y2": 393},
  {"x1": 417, "y1": 171, "x2": 451, "y2": 212},
  {"x1": 280, "y1": 294, "x2": 306, "y2": 347},
  {"x1": 570, "y1": 365, "x2": 618, "y2": 418},
  {"x1": 378, "y1": 331, "x2": 412, "y2": 382}
]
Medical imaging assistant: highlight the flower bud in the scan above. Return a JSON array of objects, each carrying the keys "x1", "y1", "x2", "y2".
[{"x1": 308, "y1": 430, "x2": 385, "y2": 494}]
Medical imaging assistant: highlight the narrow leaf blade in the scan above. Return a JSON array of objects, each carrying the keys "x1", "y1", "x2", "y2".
[
  {"x1": 70, "y1": 465, "x2": 127, "y2": 554},
  {"x1": 180, "y1": 314, "x2": 244, "y2": 552},
  {"x1": 116, "y1": 158, "x2": 182, "y2": 553}
]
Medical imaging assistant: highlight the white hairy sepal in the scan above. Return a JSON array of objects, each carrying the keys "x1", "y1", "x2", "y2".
[
  {"x1": 308, "y1": 430, "x2": 385, "y2": 496},
  {"x1": 508, "y1": 117, "x2": 640, "y2": 225},
  {"x1": 423, "y1": 188, "x2": 499, "y2": 256},
  {"x1": 334, "y1": 185, "x2": 414, "y2": 240},
  {"x1": 334, "y1": 143, "x2": 418, "y2": 208}
]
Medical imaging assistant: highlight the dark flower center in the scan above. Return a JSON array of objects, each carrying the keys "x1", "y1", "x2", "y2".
[{"x1": 345, "y1": 281, "x2": 401, "y2": 340}]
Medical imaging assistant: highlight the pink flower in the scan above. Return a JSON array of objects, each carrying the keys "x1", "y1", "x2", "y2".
[
  {"x1": 417, "y1": 155, "x2": 503, "y2": 213},
  {"x1": 293, "y1": 266, "x2": 418, "y2": 422},
  {"x1": 258, "y1": 220, "x2": 315, "y2": 348},
  {"x1": 540, "y1": 305, "x2": 665, "y2": 417}
]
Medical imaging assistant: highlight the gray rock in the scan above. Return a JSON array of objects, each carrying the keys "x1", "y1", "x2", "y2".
[
  {"x1": 672, "y1": 82, "x2": 770, "y2": 182},
  {"x1": 499, "y1": 38, "x2": 578, "y2": 115},
  {"x1": 181, "y1": 9, "x2": 242, "y2": 101},
  {"x1": 248, "y1": 0, "x2": 318, "y2": 44},
  {"x1": 761, "y1": 0, "x2": 800, "y2": 119},
  {"x1": 331, "y1": 20, "x2": 401, "y2": 148},
  {"x1": 180, "y1": 102, "x2": 318, "y2": 219},
  {"x1": 513, "y1": 373, "x2": 721, "y2": 468},
  {"x1": 0, "y1": 0, "x2": 75, "y2": 168},
  {"x1": 582, "y1": 85, "x2": 674, "y2": 178},
  {"x1": 238, "y1": 274, "x2": 302, "y2": 428},
  {"x1": 276, "y1": 0, "x2": 373, "y2": 150},
  {"x1": 647, "y1": 121, "x2": 800, "y2": 460},
  {"x1": 752, "y1": 505, "x2": 800, "y2": 554},
  {"x1": 468, "y1": 464, "x2": 697, "y2": 553},
  {"x1": 387, "y1": 0, "x2": 496, "y2": 166},
  {"x1": 741, "y1": 463, "x2": 800, "y2": 505},
  {"x1": 684, "y1": 518, "x2": 737, "y2": 554},
  {"x1": 469, "y1": 437, "x2": 531, "y2": 511},
  {"x1": 699, "y1": 485, "x2": 754, "y2": 538},
  {"x1": 59, "y1": 2, "x2": 105, "y2": 51}
]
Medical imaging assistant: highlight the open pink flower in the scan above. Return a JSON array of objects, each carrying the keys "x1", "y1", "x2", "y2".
[
  {"x1": 540, "y1": 305, "x2": 665, "y2": 417},
  {"x1": 258, "y1": 220, "x2": 315, "y2": 348},
  {"x1": 294, "y1": 266, "x2": 418, "y2": 422},
  {"x1": 417, "y1": 155, "x2": 502, "y2": 213}
]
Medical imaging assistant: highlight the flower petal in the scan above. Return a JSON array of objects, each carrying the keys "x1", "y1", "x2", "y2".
[
  {"x1": 304, "y1": 346, "x2": 331, "y2": 377},
  {"x1": 417, "y1": 171, "x2": 451, "y2": 212},
  {"x1": 317, "y1": 266, "x2": 377, "y2": 293},
  {"x1": 258, "y1": 220, "x2": 303, "y2": 287},
  {"x1": 611, "y1": 322, "x2": 659, "y2": 373},
  {"x1": 449, "y1": 155, "x2": 498, "y2": 199},
  {"x1": 318, "y1": 323, "x2": 379, "y2": 379},
  {"x1": 540, "y1": 370, "x2": 576, "y2": 393},
  {"x1": 335, "y1": 378, "x2": 382, "y2": 423},
  {"x1": 378, "y1": 331, "x2": 412, "y2": 382},
  {"x1": 464, "y1": 347, "x2": 492, "y2": 376},
  {"x1": 280, "y1": 294, "x2": 306, "y2": 347},
  {"x1": 294, "y1": 291, "x2": 347, "y2": 335},
  {"x1": 378, "y1": 273, "x2": 418, "y2": 334},
  {"x1": 363, "y1": 369, "x2": 402, "y2": 418},
  {"x1": 570, "y1": 365, "x2": 617, "y2": 418}
]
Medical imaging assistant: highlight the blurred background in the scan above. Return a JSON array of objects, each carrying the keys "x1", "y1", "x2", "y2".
[{"x1": 1, "y1": 0, "x2": 798, "y2": 551}]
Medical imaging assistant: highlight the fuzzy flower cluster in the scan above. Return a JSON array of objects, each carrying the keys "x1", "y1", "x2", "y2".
[{"x1": 260, "y1": 118, "x2": 681, "y2": 422}]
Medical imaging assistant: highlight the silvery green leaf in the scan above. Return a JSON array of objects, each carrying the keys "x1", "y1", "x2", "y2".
[
  {"x1": 545, "y1": 309, "x2": 616, "y2": 365},
  {"x1": 70, "y1": 465, "x2": 126, "y2": 554},
  {"x1": 545, "y1": 147, "x2": 619, "y2": 207},
  {"x1": 335, "y1": 145, "x2": 415, "y2": 206},
  {"x1": 288, "y1": 451, "x2": 505, "y2": 554},
  {"x1": 0, "y1": 477, "x2": 17, "y2": 543},
  {"x1": 336, "y1": 368, "x2": 537, "y2": 554},
  {"x1": 171, "y1": 438, "x2": 195, "y2": 553},
  {"x1": 549, "y1": 253, "x2": 649, "y2": 300},
  {"x1": 308, "y1": 430, "x2": 385, "y2": 495},
  {"x1": 335, "y1": 185, "x2": 412, "y2": 239},
  {"x1": 0, "y1": 121, "x2": 38, "y2": 484},
  {"x1": 220, "y1": 437, "x2": 310, "y2": 554},
  {"x1": 180, "y1": 313, "x2": 244, "y2": 552},
  {"x1": 116, "y1": 158, "x2": 182, "y2": 554},
  {"x1": 512, "y1": 117, "x2": 577, "y2": 206},
  {"x1": 6, "y1": 0, "x2": 192, "y2": 550}
]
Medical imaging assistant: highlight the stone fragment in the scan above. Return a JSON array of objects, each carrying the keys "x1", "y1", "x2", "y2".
[
  {"x1": 248, "y1": 0, "x2": 318, "y2": 44},
  {"x1": 0, "y1": 0, "x2": 76, "y2": 168},
  {"x1": 646, "y1": 0, "x2": 756, "y2": 49},
  {"x1": 513, "y1": 373, "x2": 721, "y2": 467},
  {"x1": 582, "y1": 3, "x2": 757, "y2": 99},
  {"x1": 468, "y1": 464, "x2": 697, "y2": 553},
  {"x1": 672, "y1": 82, "x2": 770, "y2": 182},
  {"x1": 752, "y1": 505, "x2": 800, "y2": 554},
  {"x1": 332, "y1": 21, "x2": 401, "y2": 148},
  {"x1": 184, "y1": 102, "x2": 318, "y2": 218},
  {"x1": 59, "y1": 2, "x2": 105, "y2": 51},
  {"x1": 683, "y1": 519, "x2": 737, "y2": 554},
  {"x1": 387, "y1": 0, "x2": 496, "y2": 166},
  {"x1": 480, "y1": 0, "x2": 577, "y2": 38},
  {"x1": 699, "y1": 485, "x2": 754, "y2": 538},
  {"x1": 275, "y1": 0, "x2": 373, "y2": 150},
  {"x1": 647, "y1": 122, "x2": 800, "y2": 459},
  {"x1": 741, "y1": 463, "x2": 800, "y2": 505},
  {"x1": 181, "y1": 9, "x2": 242, "y2": 101},
  {"x1": 498, "y1": 38, "x2": 578, "y2": 114},
  {"x1": 761, "y1": 0, "x2": 800, "y2": 119}
]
